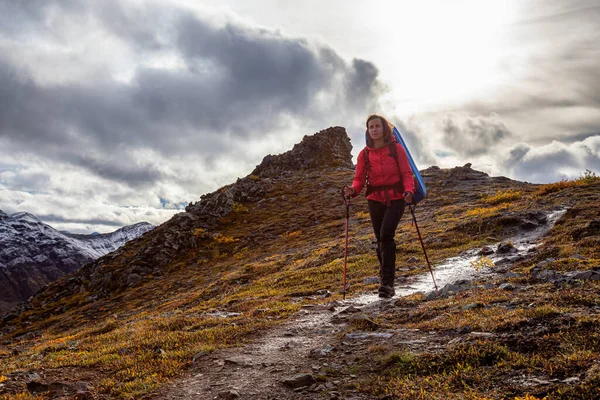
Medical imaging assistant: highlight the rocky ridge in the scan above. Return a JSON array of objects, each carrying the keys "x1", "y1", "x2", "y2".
[
  {"x1": 2, "y1": 126, "x2": 355, "y2": 320},
  {"x1": 249, "y1": 126, "x2": 353, "y2": 177},
  {"x1": 2, "y1": 126, "x2": 598, "y2": 400},
  {"x1": 185, "y1": 126, "x2": 352, "y2": 218},
  {"x1": 1, "y1": 127, "x2": 541, "y2": 324},
  {"x1": 0, "y1": 126, "x2": 551, "y2": 326}
]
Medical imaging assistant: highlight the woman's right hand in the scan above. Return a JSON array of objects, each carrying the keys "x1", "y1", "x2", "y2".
[{"x1": 343, "y1": 186, "x2": 355, "y2": 197}]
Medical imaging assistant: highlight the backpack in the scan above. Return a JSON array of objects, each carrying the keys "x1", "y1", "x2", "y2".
[{"x1": 364, "y1": 126, "x2": 427, "y2": 204}]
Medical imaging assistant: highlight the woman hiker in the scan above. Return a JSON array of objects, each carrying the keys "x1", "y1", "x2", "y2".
[{"x1": 343, "y1": 114, "x2": 415, "y2": 298}]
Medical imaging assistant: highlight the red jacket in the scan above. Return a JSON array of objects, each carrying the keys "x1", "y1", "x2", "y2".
[{"x1": 351, "y1": 142, "x2": 415, "y2": 204}]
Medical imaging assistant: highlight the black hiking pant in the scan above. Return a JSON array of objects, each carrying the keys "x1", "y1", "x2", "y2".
[{"x1": 368, "y1": 199, "x2": 405, "y2": 288}]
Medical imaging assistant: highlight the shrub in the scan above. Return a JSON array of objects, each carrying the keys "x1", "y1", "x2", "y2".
[
  {"x1": 279, "y1": 230, "x2": 302, "y2": 240},
  {"x1": 233, "y1": 247, "x2": 249, "y2": 260},
  {"x1": 576, "y1": 169, "x2": 599, "y2": 184},
  {"x1": 193, "y1": 228, "x2": 210, "y2": 238},
  {"x1": 470, "y1": 255, "x2": 494, "y2": 271},
  {"x1": 536, "y1": 170, "x2": 598, "y2": 195},
  {"x1": 483, "y1": 189, "x2": 522, "y2": 205},
  {"x1": 356, "y1": 211, "x2": 370, "y2": 219},
  {"x1": 232, "y1": 202, "x2": 249, "y2": 213},
  {"x1": 466, "y1": 204, "x2": 511, "y2": 219},
  {"x1": 213, "y1": 233, "x2": 238, "y2": 244},
  {"x1": 536, "y1": 180, "x2": 577, "y2": 196}
]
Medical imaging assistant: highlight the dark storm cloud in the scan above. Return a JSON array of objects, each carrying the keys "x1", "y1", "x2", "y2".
[
  {"x1": 442, "y1": 114, "x2": 511, "y2": 157},
  {"x1": 72, "y1": 154, "x2": 164, "y2": 186},
  {"x1": 0, "y1": 2, "x2": 384, "y2": 188},
  {"x1": 0, "y1": 61, "x2": 165, "y2": 187},
  {"x1": 174, "y1": 14, "x2": 336, "y2": 125},
  {"x1": 0, "y1": 61, "x2": 230, "y2": 187},
  {"x1": 0, "y1": 0, "x2": 84, "y2": 37},
  {"x1": 344, "y1": 59, "x2": 384, "y2": 110},
  {"x1": 95, "y1": 0, "x2": 165, "y2": 51},
  {"x1": 0, "y1": 60, "x2": 131, "y2": 148}
]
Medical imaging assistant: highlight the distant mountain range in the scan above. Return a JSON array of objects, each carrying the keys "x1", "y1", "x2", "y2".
[{"x1": 0, "y1": 210, "x2": 154, "y2": 314}]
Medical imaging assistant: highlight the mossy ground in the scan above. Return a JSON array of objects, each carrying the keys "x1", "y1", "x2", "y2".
[
  {"x1": 346, "y1": 178, "x2": 600, "y2": 400},
  {"x1": 1, "y1": 169, "x2": 599, "y2": 399}
]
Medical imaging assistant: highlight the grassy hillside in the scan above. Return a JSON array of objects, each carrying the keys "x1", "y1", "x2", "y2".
[
  {"x1": 1, "y1": 132, "x2": 599, "y2": 399},
  {"x1": 354, "y1": 177, "x2": 600, "y2": 400}
]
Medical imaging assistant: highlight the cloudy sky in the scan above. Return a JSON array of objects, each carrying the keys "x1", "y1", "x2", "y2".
[{"x1": 1, "y1": 0, "x2": 599, "y2": 233}]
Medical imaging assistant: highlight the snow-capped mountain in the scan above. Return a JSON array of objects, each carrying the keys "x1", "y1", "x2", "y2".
[{"x1": 0, "y1": 210, "x2": 154, "y2": 314}]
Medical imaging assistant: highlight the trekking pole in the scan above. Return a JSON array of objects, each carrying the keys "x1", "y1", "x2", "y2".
[
  {"x1": 408, "y1": 204, "x2": 438, "y2": 290},
  {"x1": 341, "y1": 191, "x2": 351, "y2": 300}
]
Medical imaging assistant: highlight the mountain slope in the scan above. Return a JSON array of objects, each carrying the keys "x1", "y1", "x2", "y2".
[
  {"x1": 0, "y1": 127, "x2": 598, "y2": 400},
  {"x1": 0, "y1": 212, "x2": 154, "y2": 314}
]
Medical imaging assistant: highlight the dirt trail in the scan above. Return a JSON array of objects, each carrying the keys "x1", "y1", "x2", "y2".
[
  {"x1": 150, "y1": 296, "x2": 442, "y2": 400},
  {"x1": 151, "y1": 210, "x2": 564, "y2": 400},
  {"x1": 151, "y1": 299, "x2": 364, "y2": 399}
]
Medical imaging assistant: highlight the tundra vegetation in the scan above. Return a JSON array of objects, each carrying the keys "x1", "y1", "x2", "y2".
[{"x1": 0, "y1": 165, "x2": 599, "y2": 399}]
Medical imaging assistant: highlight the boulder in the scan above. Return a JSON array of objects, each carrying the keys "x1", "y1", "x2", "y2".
[
  {"x1": 363, "y1": 276, "x2": 380, "y2": 285},
  {"x1": 218, "y1": 390, "x2": 240, "y2": 399},
  {"x1": 567, "y1": 270, "x2": 600, "y2": 281},
  {"x1": 309, "y1": 345, "x2": 335, "y2": 359},
  {"x1": 499, "y1": 283, "x2": 516, "y2": 291},
  {"x1": 478, "y1": 246, "x2": 495, "y2": 256},
  {"x1": 426, "y1": 280, "x2": 474, "y2": 300},
  {"x1": 497, "y1": 242, "x2": 517, "y2": 254},
  {"x1": 520, "y1": 220, "x2": 538, "y2": 230},
  {"x1": 350, "y1": 314, "x2": 381, "y2": 330},
  {"x1": 126, "y1": 273, "x2": 142, "y2": 287},
  {"x1": 281, "y1": 374, "x2": 317, "y2": 388}
]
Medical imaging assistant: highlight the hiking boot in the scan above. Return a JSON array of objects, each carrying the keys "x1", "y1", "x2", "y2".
[{"x1": 378, "y1": 284, "x2": 395, "y2": 298}]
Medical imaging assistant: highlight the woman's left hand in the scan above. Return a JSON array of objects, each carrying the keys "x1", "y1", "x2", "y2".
[
  {"x1": 404, "y1": 192, "x2": 413, "y2": 204},
  {"x1": 343, "y1": 186, "x2": 355, "y2": 197}
]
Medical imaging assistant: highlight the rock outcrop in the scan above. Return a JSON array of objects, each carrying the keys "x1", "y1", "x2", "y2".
[
  {"x1": 250, "y1": 126, "x2": 353, "y2": 177},
  {"x1": 3, "y1": 127, "x2": 355, "y2": 319},
  {"x1": 185, "y1": 126, "x2": 352, "y2": 224}
]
